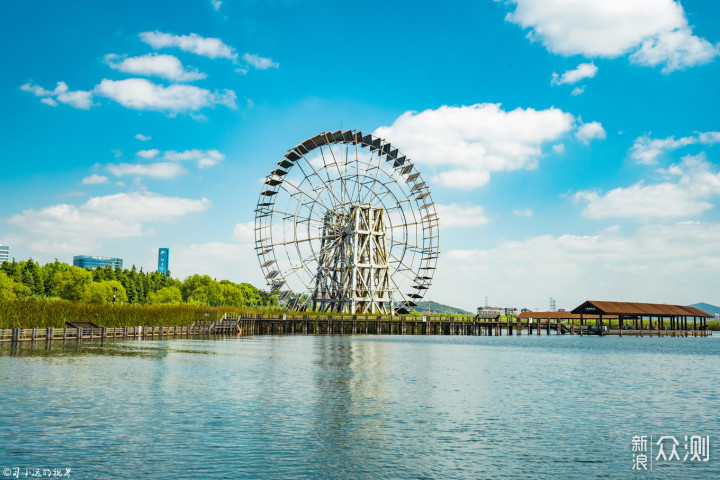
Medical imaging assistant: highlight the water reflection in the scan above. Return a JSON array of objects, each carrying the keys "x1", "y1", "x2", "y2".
[{"x1": 0, "y1": 335, "x2": 718, "y2": 479}]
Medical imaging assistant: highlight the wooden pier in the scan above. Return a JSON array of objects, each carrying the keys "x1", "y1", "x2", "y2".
[
  {"x1": 0, "y1": 313, "x2": 241, "y2": 343},
  {"x1": 1, "y1": 309, "x2": 711, "y2": 344},
  {"x1": 234, "y1": 313, "x2": 711, "y2": 337}
]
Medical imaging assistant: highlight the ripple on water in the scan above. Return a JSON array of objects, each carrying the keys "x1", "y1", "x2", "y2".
[{"x1": 0, "y1": 335, "x2": 718, "y2": 479}]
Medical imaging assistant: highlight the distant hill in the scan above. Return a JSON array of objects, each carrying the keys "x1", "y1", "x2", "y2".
[
  {"x1": 415, "y1": 300, "x2": 472, "y2": 315},
  {"x1": 690, "y1": 303, "x2": 720, "y2": 315}
]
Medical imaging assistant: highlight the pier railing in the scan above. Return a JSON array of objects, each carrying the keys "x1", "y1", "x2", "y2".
[{"x1": 0, "y1": 313, "x2": 710, "y2": 343}]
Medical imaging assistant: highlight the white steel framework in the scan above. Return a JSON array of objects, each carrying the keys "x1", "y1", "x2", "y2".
[
  {"x1": 254, "y1": 130, "x2": 439, "y2": 314},
  {"x1": 312, "y1": 204, "x2": 392, "y2": 314}
]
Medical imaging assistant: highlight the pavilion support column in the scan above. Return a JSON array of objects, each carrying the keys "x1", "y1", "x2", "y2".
[{"x1": 619, "y1": 315, "x2": 623, "y2": 336}]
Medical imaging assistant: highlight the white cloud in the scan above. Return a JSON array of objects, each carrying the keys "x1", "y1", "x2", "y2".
[
  {"x1": 21, "y1": 81, "x2": 93, "y2": 109},
  {"x1": 574, "y1": 153, "x2": 720, "y2": 219},
  {"x1": 170, "y1": 242, "x2": 264, "y2": 285},
  {"x1": 95, "y1": 78, "x2": 236, "y2": 113},
  {"x1": 630, "y1": 27, "x2": 719, "y2": 73},
  {"x1": 8, "y1": 192, "x2": 210, "y2": 248},
  {"x1": 105, "y1": 53, "x2": 206, "y2": 82},
  {"x1": 81, "y1": 174, "x2": 109, "y2": 185},
  {"x1": 434, "y1": 221, "x2": 720, "y2": 308},
  {"x1": 501, "y1": 0, "x2": 719, "y2": 72},
  {"x1": 435, "y1": 203, "x2": 490, "y2": 227},
  {"x1": 375, "y1": 103, "x2": 575, "y2": 189},
  {"x1": 137, "y1": 149, "x2": 160, "y2": 159},
  {"x1": 20, "y1": 83, "x2": 54, "y2": 97},
  {"x1": 571, "y1": 86, "x2": 585, "y2": 96},
  {"x1": 513, "y1": 208, "x2": 534, "y2": 217},
  {"x1": 107, "y1": 162, "x2": 186, "y2": 179},
  {"x1": 233, "y1": 221, "x2": 255, "y2": 243},
  {"x1": 552, "y1": 143, "x2": 565, "y2": 154},
  {"x1": 211, "y1": 0, "x2": 222, "y2": 11},
  {"x1": 575, "y1": 121, "x2": 606, "y2": 144},
  {"x1": 135, "y1": 133, "x2": 151, "y2": 141},
  {"x1": 139, "y1": 31, "x2": 237, "y2": 61},
  {"x1": 551, "y1": 62, "x2": 597, "y2": 85},
  {"x1": 242, "y1": 53, "x2": 279, "y2": 70},
  {"x1": 164, "y1": 149, "x2": 224, "y2": 168},
  {"x1": 631, "y1": 131, "x2": 720, "y2": 165}
]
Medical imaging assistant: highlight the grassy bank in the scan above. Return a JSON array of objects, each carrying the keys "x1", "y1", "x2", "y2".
[
  {"x1": 0, "y1": 298, "x2": 291, "y2": 329},
  {"x1": 0, "y1": 298, "x2": 477, "y2": 328}
]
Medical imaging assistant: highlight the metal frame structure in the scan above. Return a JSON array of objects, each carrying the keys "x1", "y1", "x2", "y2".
[{"x1": 254, "y1": 130, "x2": 439, "y2": 313}]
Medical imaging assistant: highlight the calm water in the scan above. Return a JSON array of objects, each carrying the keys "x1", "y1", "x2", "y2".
[{"x1": 0, "y1": 334, "x2": 718, "y2": 479}]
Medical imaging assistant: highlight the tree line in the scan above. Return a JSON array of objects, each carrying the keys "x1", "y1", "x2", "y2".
[{"x1": 0, "y1": 259, "x2": 278, "y2": 307}]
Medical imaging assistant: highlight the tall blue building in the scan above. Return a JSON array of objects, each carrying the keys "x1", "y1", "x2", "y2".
[
  {"x1": 0, "y1": 245, "x2": 9, "y2": 264},
  {"x1": 73, "y1": 255, "x2": 123, "y2": 269},
  {"x1": 158, "y1": 248, "x2": 169, "y2": 275}
]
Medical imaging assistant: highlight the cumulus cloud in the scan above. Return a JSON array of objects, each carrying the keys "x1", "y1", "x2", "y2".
[
  {"x1": 375, "y1": 103, "x2": 576, "y2": 189},
  {"x1": 242, "y1": 53, "x2": 279, "y2": 70},
  {"x1": 435, "y1": 220, "x2": 720, "y2": 307},
  {"x1": 501, "y1": 0, "x2": 719, "y2": 72},
  {"x1": 170, "y1": 242, "x2": 263, "y2": 285},
  {"x1": 164, "y1": 149, "x2": 224, "y2": 168},
  {"x1": 513, "y1": 208, "x2": 534, "y2": 217},
  {"x1": 81, "y1": 174, "x2": 109, "y2": 185},
  {"x1": 575, "y1": 121, "x2": 607, "y2": 144},
  {"x1": 94, "y1": 78, "x2": 236, "y2": 114},
  {"x1": 105, "y1": 53, "x2": 206, "y2": 82},
  {"x1": 574, "y1": 153, "x2": 720, "y2": 219},
  {"x1": 630, "y1": 27, "x2": 720, "y2": 73},
  {"x1": 137, "y1": 149, "x2": 160, "y2": 159},
  {"x1": 233, "y1": 221, "x2": 255, "y2": 243},
  {"x1": 139, "y1": 31, "x2": 237, "y2": 60},
  {"x1": 135, "y1": 133, "x2": 151, "y2": 141},
  {"x1": 107, "y1": 162, "x2": 186, "y2": 179},
  {"x1": 551, "y1": 62, "x2": 597, "y2": 85},
  {"x1": 435, "y1": 203, "x2": 490, "y2": 227},
  {"x1": 571, "y1": 86, "x2": 585, "y2": 96},
  {"x1": 21, "y1": 81, "x2": 93, "y2": 109},
  {"x1": 631, "y1": 131, "x2": 720, "y2": 165},
  {"x1": 211, "y1": 0, "x2": 222, "y2": 11},
  {"x1": 7, "y1": 192, "x2": 210, "y2": 248}
]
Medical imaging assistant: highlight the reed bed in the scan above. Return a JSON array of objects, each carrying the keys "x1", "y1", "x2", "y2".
[
  {"x1": 0, "y1": 298, "x2": 241, "y2": 329},
  {"x1": 0, "y1": 298, "x2": 477, "y2": 329}
]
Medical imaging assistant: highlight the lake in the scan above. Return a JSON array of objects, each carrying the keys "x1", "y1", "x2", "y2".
[{"x1": 1, "y1": 334, "x2": 718, "y2": 479}]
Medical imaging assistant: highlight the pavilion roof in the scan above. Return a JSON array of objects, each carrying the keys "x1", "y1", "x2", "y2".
[
  {"x1": 517, "y1": 312, "x2": 616, "y2": 320},
  {"x1": 571, "y1": 301, "x2": 712, "y2": 318}
]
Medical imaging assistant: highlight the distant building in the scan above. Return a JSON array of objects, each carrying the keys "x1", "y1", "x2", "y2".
[
  {"x1": 0, "y1": 245, "x2": 8, "y2": 264},
  {"x1": 477, "y1": 306, "x2": 518, "y2": 316},
  {"x1": 715, "y1": 314, "x2": 720, "y2": 321},
  {"x1": 158, "y1": 248, "x2": 169, "y2": 275},
  {"x1": 73, "y1": 255, "x2": 123, "y2": 269}
]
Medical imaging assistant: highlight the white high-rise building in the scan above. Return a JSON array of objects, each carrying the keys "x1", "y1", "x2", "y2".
[{"x1": 0, "y1": 245, "x2": 9, "y2": 264}]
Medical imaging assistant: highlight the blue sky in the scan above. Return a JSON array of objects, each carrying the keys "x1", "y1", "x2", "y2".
[{"x1": 2, "y1": 0, "x2": 720, "y2": 311}]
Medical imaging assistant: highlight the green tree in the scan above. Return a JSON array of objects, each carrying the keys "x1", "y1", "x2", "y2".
[
  {"x1": 0, "y1": 271, "x2": 31, "y2": 299},
  {"x1": 81, "y1": 280, "x2": 128, "y2": 304},
  {"x1": 54, "y1": 267, "x2": 93, "y2": 301},
  {"x1": 147, "y1": 286, "x2": 183, "y2": 305},
  {"x1": 182, "y1": 274, "x2": 222, "y2": 305}
]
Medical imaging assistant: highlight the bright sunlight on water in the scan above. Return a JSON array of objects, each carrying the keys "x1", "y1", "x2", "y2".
[{"x1": 1, "y1": 335, "x2": 718, "y2": 479}]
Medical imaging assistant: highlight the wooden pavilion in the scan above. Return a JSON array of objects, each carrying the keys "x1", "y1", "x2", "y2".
[{"x1": 571, "y1": 300, "x2": 712, "y2": 333}]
